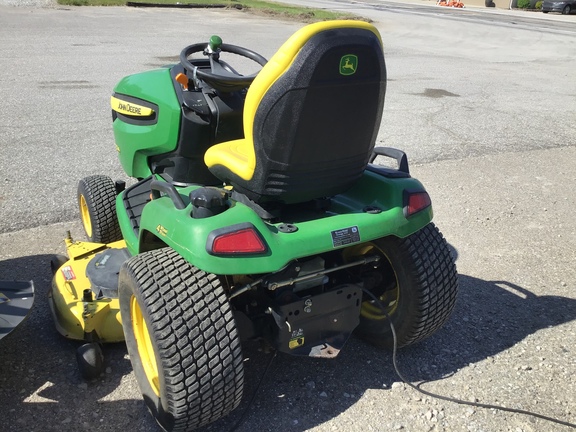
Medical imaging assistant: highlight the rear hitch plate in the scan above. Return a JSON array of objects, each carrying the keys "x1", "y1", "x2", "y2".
[{"x1": 270, "y1": 284, "x2": 362, "y2": 357}]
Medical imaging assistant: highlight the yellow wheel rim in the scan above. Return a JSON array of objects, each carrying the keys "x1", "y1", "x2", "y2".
[
  {"x1": 131, "y1": 295, "x2": 160, "y2": 397},
  {"x1": 343, "y1": 243, "x2": 400, "y2": 320},
  {"x1": 79, "y1": 194, "x2": 93, "y2": 238}
]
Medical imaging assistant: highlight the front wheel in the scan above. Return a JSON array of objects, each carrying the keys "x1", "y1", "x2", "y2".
[
  {"x1": 350, "y1": 223, "x2": 458, "y2": 349},
  {"x1": 77, "y1": 175, "x2": 122, "y2": 243},
  {"x1": 118, "y1": 248, "x2": 244, "y2": 431},
  {"x1": 562, "y1": 5, "x2": 571, "y2": 13}
]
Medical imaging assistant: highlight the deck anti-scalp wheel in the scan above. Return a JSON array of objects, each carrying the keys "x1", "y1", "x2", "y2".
[
  {"x1": 118, "y1": 248, "x2": 244, "y2": 431},
  {"x1": 76, "y1": 342, "x2": 104, "y2": 380}
]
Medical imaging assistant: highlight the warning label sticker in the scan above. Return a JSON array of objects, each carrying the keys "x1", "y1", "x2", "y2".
[
  {"x1": 289, "y1": 337, "x2": 305, "y2": 349},
  {"x1": 61, "y1": 265, "x2": 76, "y2": 281},
  {"x1": 331, "y1": 226, "x2": 360, "y2": 247},
  {"x1": 289, "y1": 328, "x2": 305, "y2": 349}
]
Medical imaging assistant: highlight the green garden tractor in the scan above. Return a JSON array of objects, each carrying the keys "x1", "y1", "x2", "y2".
[{"x1": 50, "y1": 20, "x2": 458, "y2": 432}]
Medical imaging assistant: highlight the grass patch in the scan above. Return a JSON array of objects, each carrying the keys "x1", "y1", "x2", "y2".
[{"x1": 57, "y1": 0, "x2": 362, "y2": 22}]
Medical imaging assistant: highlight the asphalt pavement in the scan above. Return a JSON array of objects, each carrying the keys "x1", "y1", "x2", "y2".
[{"x1": 0, "y1": 2, "x2": 575, "y2": 432}]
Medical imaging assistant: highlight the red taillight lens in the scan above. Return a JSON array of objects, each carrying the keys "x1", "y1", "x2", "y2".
[
  {"x1": 208, "y1": 224, "x2": 267, "y2": 255},
  {"x1": 405, "y1": 191, "x2": 432, "y2": 217}
]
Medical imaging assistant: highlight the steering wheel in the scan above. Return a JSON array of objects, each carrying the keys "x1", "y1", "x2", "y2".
[{"x1": 180, "y1": 35, "x2": 268, "y2": 93}]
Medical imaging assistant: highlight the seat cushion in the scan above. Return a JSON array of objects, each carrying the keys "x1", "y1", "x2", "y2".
[{"x1": 204, "y1": 139, "x2": 255, "y2": 182}]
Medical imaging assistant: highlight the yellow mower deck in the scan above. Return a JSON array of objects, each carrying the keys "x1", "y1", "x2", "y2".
[{"x1": 49, "y1": 237, "x2": 125, "y2": 343}]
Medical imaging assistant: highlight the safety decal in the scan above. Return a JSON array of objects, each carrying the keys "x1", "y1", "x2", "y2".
[
  {"x1": 156, "y1": 225, "x2": 168, "y2": 237},
  {"x1": 289, "y1": 328, "x2": 305, "y2": 349},
  {"x1": 331, "y1": 226, "x2": 360, "y2": 247},
  {"x1": 0, "y1": 292, "x2": 10, "y2": 304},
  {"x1": 61, "y1": 265, "x2": 76, "y2": 281}
]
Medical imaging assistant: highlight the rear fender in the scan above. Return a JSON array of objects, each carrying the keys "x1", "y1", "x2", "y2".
[{"x1": 136, "y1": 170, "x2": 432, "y2": 275}]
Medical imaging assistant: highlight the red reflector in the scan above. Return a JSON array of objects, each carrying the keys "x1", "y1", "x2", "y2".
[
  {"x1": 406, "y1": 192, "x2": 431, "y2": 217},
  {"x1": 212, "y1": 228, "x2": 266, "y2": 255}
]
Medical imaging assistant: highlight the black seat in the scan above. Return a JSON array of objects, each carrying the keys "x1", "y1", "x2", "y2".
[{"x1": 204, "y1": 21, "x2": 387, "y2": 204}]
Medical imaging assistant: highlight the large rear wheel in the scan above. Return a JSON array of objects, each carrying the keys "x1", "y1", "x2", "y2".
[
  {"x1": 77, "y1": 175, "x2": 122, "y2": 243},
  {"x1": 348, "y1": 223, "x2": 458, "y2": 348},
  {"x1": 118, "y1": 248, "x2": 244, "y2": 431}
]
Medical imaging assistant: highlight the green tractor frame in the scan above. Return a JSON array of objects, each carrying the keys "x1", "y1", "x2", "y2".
[{"x1": 50, "y1": 20, "x2": 458, "y2": 432}]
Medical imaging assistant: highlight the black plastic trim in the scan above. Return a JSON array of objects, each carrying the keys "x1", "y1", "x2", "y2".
[
  {"x1": 121, "y1": 176, "x2": 154, "y2": 238},
  {"x1": 150, "y1": 180, "x2": 186, "y2": 210},
  {"x1": 369, "y1": 147, "x2": 410, "y2": 174},
  {"x1": 366, "y1": 165, "x2": 411, "y2": 179}
]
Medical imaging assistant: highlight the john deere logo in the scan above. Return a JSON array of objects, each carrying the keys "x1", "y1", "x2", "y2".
[{"x1": 339, "y1": 54, "x2": 358, "y2": 76}]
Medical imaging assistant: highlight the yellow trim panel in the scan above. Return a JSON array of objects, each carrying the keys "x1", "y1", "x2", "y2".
[{"x1": 111, "y1": 96, "x2": 155, "y2": 117}]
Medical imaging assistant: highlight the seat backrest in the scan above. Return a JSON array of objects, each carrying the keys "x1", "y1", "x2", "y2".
[{"x1": 208, "y1": 21, "x2": 387, "y2": 204}]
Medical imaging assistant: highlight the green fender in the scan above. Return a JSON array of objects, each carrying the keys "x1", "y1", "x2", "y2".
[{"x1": 118, "y1": 170, "x2": 433, "y2": 275}]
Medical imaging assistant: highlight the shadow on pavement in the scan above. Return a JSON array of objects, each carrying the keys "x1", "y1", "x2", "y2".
[
  {"x1": 201, "y1": 252, "x2": 576, "y2": 431},
  {"x1": 0, "y1": 254, "x2": 153, "y2": 431},
  {"x1": 0, "y1": 253, "x2": 574, "y2": 432}
]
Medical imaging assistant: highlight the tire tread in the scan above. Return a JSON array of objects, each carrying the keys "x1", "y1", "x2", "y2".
[
  {"x1": 356, "y1": 223, "x2": 458, "y2": 348},
  {"x1": 396, "y1": 223, "x2": 458, "y2": 346},
  {"x1": 78, "y1": 175, "x2": 122, "y2": 243},
  {"x1": 120, "y1": 248, "x2": 244, "y2": 431}
]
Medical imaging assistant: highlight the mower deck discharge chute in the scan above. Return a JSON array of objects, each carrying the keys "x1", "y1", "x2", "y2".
[
  {"x1": 50, "y1": 20, "x2": 458, "y2": 431},
  {"x1": 0, "y1": 280, "x2": 34, "y2": 341}
]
